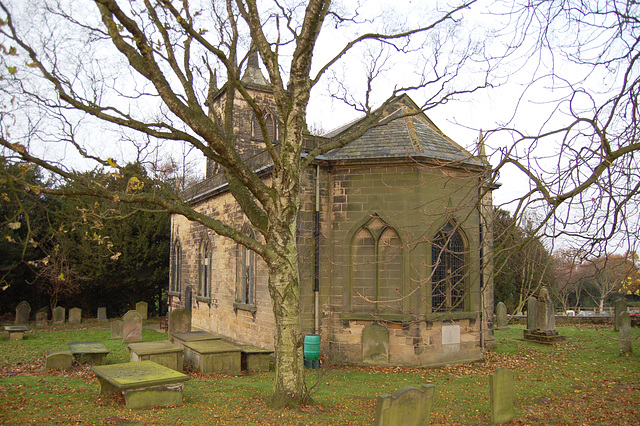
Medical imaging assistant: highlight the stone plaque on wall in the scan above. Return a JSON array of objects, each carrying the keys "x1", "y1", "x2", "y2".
[{"x1": 362, "y1": 323, "x2": 389, "y2": 365}]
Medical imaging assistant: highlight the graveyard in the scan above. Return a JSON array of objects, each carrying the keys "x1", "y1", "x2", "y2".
[{"x1": 0, "y1": 314, "x2": 638, "y2": 424}]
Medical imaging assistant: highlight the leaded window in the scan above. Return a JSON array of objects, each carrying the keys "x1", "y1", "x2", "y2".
[
  {"x1": 431, "y1": 223, "x2": 466, "y2": 312},
  {"x1": 236, "y1": 224, "x2": 256, "y2": 307},
  {"x1": 199, "y1": 236, "x2": 211, "y2": 298},
  {"x1": 170, "y1": 240, "x2": 182, "y2": 294}
]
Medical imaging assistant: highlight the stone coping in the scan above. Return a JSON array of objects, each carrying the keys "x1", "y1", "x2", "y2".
[
  {"x1": 68, "y1": 341, "x2": 110, "y2": 355},
  {"x1": 4, "y1": 326, "x2": 29, "y2": 332},
  {"x1": 172, "y1": 331, "x2": 222, "y2": 342},
  {"x1": 182, "y1": 340, "x2": 242, "y2": 354},
  {"x1": 91, "y1": 360, "x2": 189, "y2": 390},
  {"x1": 128, "y1": 341, "x2": 183, "y2": 355}
]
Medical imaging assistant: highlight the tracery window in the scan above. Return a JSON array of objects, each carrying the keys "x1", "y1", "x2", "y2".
[
  {"x1": 431, "y1": 222, "x2": 466, "y2": 312},
  {"x1": 198, "y1": 235, "x2": 212, "y2": 299}
]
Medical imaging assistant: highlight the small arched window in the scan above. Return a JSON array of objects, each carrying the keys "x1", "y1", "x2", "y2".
[
  {"x1": 431, "y1": 222, "x2": 466, "y2": 312},
  {"x1": 236, "y1": 224, "x2": 256, "y2": 307},
  {"x1": 251, "y1": 110, "x2": 278, "y2": 142},
  {"x1": 171, "y1": 240, "x2": 182, "y2": 294},
  {"x1": 199, "y1": 235, "x2": 212, "y2": 299}
]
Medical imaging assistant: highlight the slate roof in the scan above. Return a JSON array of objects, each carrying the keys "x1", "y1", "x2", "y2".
[{"x1": 320, "y1": 96, "x2": 484, "y2": 167}]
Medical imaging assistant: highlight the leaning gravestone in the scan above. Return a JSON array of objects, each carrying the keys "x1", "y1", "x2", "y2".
[
  {"x1": 52, "y1": 306, "x2": 65, "y2": 324},
  {"x1": 15, "y1": 301, "x2": 31, "y2": 325},
  {"x1": 35, "y1": 311, "x2": 48, "y2": 326},
  {"x1": 136, "y1": 301, "x2": 148, "y2": 320},
  {"x1": 362, "y1": 323, "x2": 390, "y2": 365},
  {"x1": 614, "y1": 299, "x2": 628, "y2": 331},
  {"x1": 68, "y1": 307, "x2": 82, "y2": 324},
  {"x1": 620, "y1": 311, "x2": 633, "y2": 356},
  {"x1": 490, "y1": 367, "x2": 515, "y2": 424},
  {"x1": 495, "y1": 302, "x2": 510, "y2": 330},
  {"x1": 122, "y1": 310, "x2": 143, "y2": 343},
  {"x1": 168, "y1": 308, "x2": 191, "y2": 342},
  {"x1": 97, "y1": 307, "x2": 107, "y2": 322},
  {"x1": 111, "y1": 319, "x2": 124, "y2": 339},
  {"x1": 374, "y1": 384, "x2": 435, "y2": 426}
]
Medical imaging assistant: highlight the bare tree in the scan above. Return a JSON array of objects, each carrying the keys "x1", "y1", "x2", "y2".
[{"x1": 0, "y1": 0, "x2": 494, "y2": 407}]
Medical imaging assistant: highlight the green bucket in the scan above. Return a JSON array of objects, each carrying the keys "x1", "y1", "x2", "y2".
[{"x1": 304, "y1": 334, "x2": 320, "y2": 360}]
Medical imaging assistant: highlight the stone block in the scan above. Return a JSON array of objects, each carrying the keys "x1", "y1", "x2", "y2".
[
  {"x1": 68, "y1": 341, "x2": 110, "y2": 365},
  {"x1": 5, "y1": 325, "x2": 28, "y2": 341},
  {"x1": 97, "y1": 307, "x2": 107, "y2": 322},
  {"x1": 52, "y1": 306, "x2": 65, "y2": 324},
  {"x1": 128, "y1": 341, "x2": 184, "y2": 372},
  {"x1": 182, "y1": 340, "x2": 241, "y2": 374},
  {"x1": 46, "y1": 350, "x2": 74, "y2": 370},
  {"x1": 490, "y1": 367, "x2": 515, "y2": 424},
  {"x1": 167, "y1": 309, "x2": 193, "y2": 341},
  {"x1": 442, "y1": 324, "x2": 461, "y2": 345},
  {"x1": 374, "y1": 384, "x2": 435, "y2": 426}
]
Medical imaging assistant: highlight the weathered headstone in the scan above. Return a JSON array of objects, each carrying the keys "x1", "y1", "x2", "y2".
[
  {"x1": 495, "y1": 302, "x2": 509, "y2": 330},
  {"x1": 614, "y1": 299, "x2": 628, "y2": 331},
  {"x1": 46, "y1": 350, "x2": 74, "y2": 370},
  {"x1": 374, "y1": 384, "x2": 435, "y2": 426},
  {"x1": 52, "y1": 306, "x2": 65, "y2": 324},
  {"x1": 15, "y1": 301, "x2": 31, "y2": 325},
  {"x1": 68, "y1": 307, "x2": 82, "y2": 324},
  {"x1": 111, "y1": 319, "x2": 124, "y2": 339},
  {"x1": 524, "y1": 287, "x2": 564, "y2": 344},
  {"x1": 168, "y1": 308, "x2": 191, "y2": 342},
  {"x1": 490, "y1": 367, "x2": 515, "y2": 424},
  {"x1": 122, "y1": 310, "x2": 143, "y2": 343},
  {"x1": 35, "y1": 311, "x2": 48, "y2": 326},
  {"x1": 620, "y1": 311, "x2": 633, "y2": 356},
  {"x1": 362, "y1": 323, "x2": 390, "y2": 364},
  {"x1": 526, "y1": 296, "x2": 537, "y2": 331},
  {"x1": 97, "y1": 307, "x2": 107, "y2": 322},
  {"x1": 136, "y1": 301, "x2": 148, "y2": 320}
]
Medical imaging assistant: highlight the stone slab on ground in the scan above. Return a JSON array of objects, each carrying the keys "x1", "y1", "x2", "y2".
[
  {"x1": 234, "y1": 344, "x2": 274, "y2": 371},
  {"x1": 68, "y1": 341, "x2": 110, "y2": 365},
  {"x1": 91, "y1": 360, "x2": 189, "y2": 409},
  {"x1": 46, "y1": 349, "x2": 74, "y2": 370},
  {"x1": 172, "y1": 331, "x2": 222, "y2": 349},
  {"x1": 182, "y1": 340, "x2": 241, "y2": 374},
  {"x1": 128, "y1": 341, "x2": 184, "y2": 372},
  {"x1": 4, "y1": 325, "x2": 28, "y2": 341}
]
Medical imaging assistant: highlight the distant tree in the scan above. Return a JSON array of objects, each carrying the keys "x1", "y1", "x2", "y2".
[
  {"x1": 550, "y1": 248, "x2": 583, "y2": 312},
  {"x1": 577, "y1": 253, "x2": 639, "y2": 311},
  {"x1": 492, "y1": 208, "x2": 554, "y2": 313}
]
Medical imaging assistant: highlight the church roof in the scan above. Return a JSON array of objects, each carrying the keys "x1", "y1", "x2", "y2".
[{"x1": 320, "y1": 95, "x2": 483, "y2": 167}]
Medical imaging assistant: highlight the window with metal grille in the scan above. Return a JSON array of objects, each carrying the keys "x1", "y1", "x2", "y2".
[
  {"x1": 431, "y1": 223, "x2": 466, "y2": 312},
  {"x1": 171, "y1": 240, "x2": 182, "y2": 294},
  {"x1": 236, "y1": 224, "x2": 256, "y2": 306},
  {"x1": 199, "y1": 236, "x2": 211, "y2": 298}
]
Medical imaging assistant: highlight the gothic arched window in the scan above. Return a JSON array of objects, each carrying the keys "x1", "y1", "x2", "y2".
[
  {"x1": 170, "y1": 240, "x2": 182, "y2": 294},
  {"x1": 198, "y1": 235, "x2": 212, "y2": 299},
  {"x1": 236, "y1": 224, "x2": 256, "y2": 307},
  {"x1": 431, "y1": 222, "x2": 466, "y2": 312},
  {"x1": 350, "y1": 215, "x2": 403, "y2": 314}
]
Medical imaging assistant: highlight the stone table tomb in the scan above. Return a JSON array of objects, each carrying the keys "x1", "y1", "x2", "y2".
[
  {"x1": 68, "y1": 341, "x2": 110, "y2": 365},
  {"x1": 4, "y1": 325, "x2": 28, "y2": 341},
  {"x1": 182, "y1": 340, "x2": 242, "y2": 374},
  {"x1": 235, "y1": 344, "x2": 274, "y2": 372},
  {"x1": 128, "y1": 341, "x2": 184, "y2": 372},
  {"x1": 91, "y1": 360, "x2": 190, "y2": 409},
  {"x1": 171, "y1": 330, "x2": 222, "y2": 349}
]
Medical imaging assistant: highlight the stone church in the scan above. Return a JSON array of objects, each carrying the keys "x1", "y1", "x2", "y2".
[{"x1": 169, "y1": 50, "x2": 497, "y2": 367}]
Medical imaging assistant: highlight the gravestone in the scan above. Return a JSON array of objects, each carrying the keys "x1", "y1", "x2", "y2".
[
  {"x1": 495, "y1": 302, "x2": 510, "y2": 330},
  {"x1": 614, "y1": 299, "x2": 628, "y2": 331},
  {"x1": 136, "y1": 301, "x2": 148, "y2": 320},
  {"x1": 15, "y1": 301, "x2": 30, "y2": 325},
  {"x1": 52, "y1": 306, "x2": 65, "y2": 324},
  {"x1": 168, "y1": 308, "x2": 191, "y2": 342},
  {"x1": 185, "y1": 286, "x2": 193, "y2": 311},
  {"x1": 122, "y1": 310, "x2": 143, "y2": 343},
  {"x1": 526, "y1": 296, "x2": 537, "y2": 331},
  {"x1": 524, "y1": 287, "x2": 565, "y2": 344},
  {"x1": 97, "y1": 307, "x2": 107, "y2": 322},
  {"x1": 46, "y1": 350, "x2": 74, "y2": 370},
  {"x1": 490, "y1": 367, "x2": 515, "y2": 424},
  {"x1": 619, "y1": 311, "x2": 633, "y2": 356},
  {"x1": 374, "y1": 384, "x2": 435, "y2": 426},
  {"x1": 35, "y1": 311, "x2": 48, "y2": 326},
  {"x1": 68, "y1": 307, "x2": 82, "y2": 324},
  {"x1": 111, "y1": 319, "x2": 124, "y2": 339},
  {"x1": 362, "y1": 323, "x2": 389, "y2": 365}
]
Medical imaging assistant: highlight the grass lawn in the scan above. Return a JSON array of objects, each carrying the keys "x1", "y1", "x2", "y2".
[{"x1": 0, "y1": 321, "x2": 638, "y2": 425}]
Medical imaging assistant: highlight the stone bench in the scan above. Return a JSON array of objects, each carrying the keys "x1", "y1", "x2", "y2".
[
  {"x1": 46, "y1": 349, "x2": 74, "y2": 370},
  {"x1": 91, "y1": 360, "x2": 190, "y2": 409},
  {"x1": 4, "y1": 325, "x2": 29, "y2": 341},
  {"x1": 68, "y1": 341, "x2": 110, "y2": 365},
  {"x1": 235, "y1": 344, "x2": 273, "y2": 372},
  {"x1": 171, "y1": 330, "x2": 222, "y2": 349},
  {"x1": 182, "y1": 340, "x2": 242, "y2": 374},
  {"x1": 128, "y1": 341, "x2": 184, "y2": 372}
]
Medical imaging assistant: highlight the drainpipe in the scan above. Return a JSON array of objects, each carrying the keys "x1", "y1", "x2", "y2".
[
  {"x1": 479, "y1": 182, "x2": 485, "y2": 351},
  {"x1": 314, "y1": 164, "x2": 321, "y2": 334}
]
